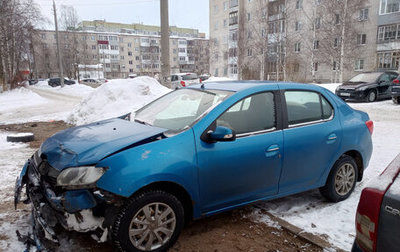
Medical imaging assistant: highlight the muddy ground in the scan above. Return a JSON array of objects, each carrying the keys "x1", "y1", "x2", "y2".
[{"x1": 1, "y1": 121, "x2": 322, "y2": 252}]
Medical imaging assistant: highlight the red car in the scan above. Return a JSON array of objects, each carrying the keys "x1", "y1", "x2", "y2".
[{"x1": 352, "y1": 154, "x2": 400, "y2": 252}]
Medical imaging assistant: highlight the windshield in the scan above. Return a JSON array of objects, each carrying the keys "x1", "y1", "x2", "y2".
[
  {"x1": 348, "y1": 73, "x2": 381, "y2": 83},
  {"x1": 134, "y1": 88, "x2": 233, "y2": 131}
]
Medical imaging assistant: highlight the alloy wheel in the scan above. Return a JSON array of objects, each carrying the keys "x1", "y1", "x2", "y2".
[
  {"x1": 334, "y1": 163, "x2": 356, "y2": 196},
  {"x1": 128, "y1": 202, "x2": 176, "y2": 251}
]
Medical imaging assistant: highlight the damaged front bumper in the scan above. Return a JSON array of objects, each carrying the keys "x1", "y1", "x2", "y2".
[{"x1": 14, "y1": 152, "x2": 120, "y2": 250}]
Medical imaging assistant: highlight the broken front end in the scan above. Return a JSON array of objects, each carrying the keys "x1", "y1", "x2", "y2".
[{"x1": 14, "y1": 151, "x2": 122, "y2": 249}]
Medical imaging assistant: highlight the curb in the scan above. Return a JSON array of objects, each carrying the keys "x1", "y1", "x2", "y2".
[{"x1": 253, "y1": 205, "x2": 346, "y2": 252}]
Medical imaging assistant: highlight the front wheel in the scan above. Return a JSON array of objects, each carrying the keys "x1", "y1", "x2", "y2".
[
  {"x1": 320, "y1": 155, "x2": 358, "y2": 202},
  {"x1": 393, "y1": 96, "x2": 400, "y2": 104},
  {"x1": 112, "y1": 190, "x2": 184, "y2": 252},
  {"x1": 366, "y1": 89, "x2": 377, "y2": 102}
]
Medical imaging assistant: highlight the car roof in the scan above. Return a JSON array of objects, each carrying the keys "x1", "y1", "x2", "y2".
[
  {"x1": 189, "y1": 81, "x2": 322, "y2": 92},
  {"x1": 173, "y1": 73, "x2": 196, "y2": 76}
]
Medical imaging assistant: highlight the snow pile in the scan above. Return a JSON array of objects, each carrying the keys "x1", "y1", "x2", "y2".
[
  {"x1": 0, "y1": 88, "x2": 48, "y2": 113},
  {"x1": 34, "y1": 80, "x2": 94, "y2": 98},
  {"x1": 67, "y1": 76, "x2": 171, "y2": 125}
]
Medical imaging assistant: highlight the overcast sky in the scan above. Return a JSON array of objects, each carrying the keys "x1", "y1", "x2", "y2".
[{"x1": 35, "y1": 0, "x2": 210, "y2": 37}]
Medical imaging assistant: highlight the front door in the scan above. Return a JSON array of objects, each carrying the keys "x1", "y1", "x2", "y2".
[{"x1": 196, "y1": 92, "x2": 283, "y2": 214}]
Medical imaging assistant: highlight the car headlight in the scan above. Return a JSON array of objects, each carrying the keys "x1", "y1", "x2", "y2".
[
  {"x1": 57, "y1": 166, "x2": 106, "y2": 188},
  {"x1": 356, "y1": 86, "x2": 369, "y2": 91}
]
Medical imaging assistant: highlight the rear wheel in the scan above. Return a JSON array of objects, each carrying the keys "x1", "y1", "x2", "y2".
[
  {"x1": 320, "y1": 155, "x2": 358, "y2": 202},
  {"x1": 112, "y1": 190, "x2": 184, "y2": 252},
  {"x1": 366, "y1": 89, "x2": 377, "y2": 102}
]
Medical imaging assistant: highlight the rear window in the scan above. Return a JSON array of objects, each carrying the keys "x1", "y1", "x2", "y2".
[{"x1": 182, "y1": 74, "x2": 198, "y2": 80}]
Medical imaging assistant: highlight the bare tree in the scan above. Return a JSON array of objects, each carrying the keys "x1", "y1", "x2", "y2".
[
  {"x1": 59, "y1": 5, "x2": 81, "y2": 80},
  {"x1": 0, "y1": 0, "x2": 42, "y2": 90}
]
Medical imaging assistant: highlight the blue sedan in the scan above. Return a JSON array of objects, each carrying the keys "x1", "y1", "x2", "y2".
[{"x1": 15, "y1": 82, "x2": 373, "y2": 252}]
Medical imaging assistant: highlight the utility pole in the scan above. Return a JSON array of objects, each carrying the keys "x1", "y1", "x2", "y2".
[
  {"x1": 160, "y1": 0, "x2": 171, "y2": 88},
  {"x1": 53, "y1": 0, "x2": 64, "y2": 87}
]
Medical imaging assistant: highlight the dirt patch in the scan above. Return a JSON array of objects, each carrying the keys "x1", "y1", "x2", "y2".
[
  {"x1": 0, "y1": 121, "x2": 72, "y2": 148},
  {"x1": 1, "y1": 121, "x2": 322, "y2": 251}
]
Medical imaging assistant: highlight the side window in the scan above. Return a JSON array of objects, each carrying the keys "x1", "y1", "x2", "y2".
[
  {"x1": 216, "y1": 92, "x2": 275, "y2": 134},
  {"x1": 171, "y1": 75, "x2": 177, "y2": 81},
  {"x1": 379, "y1": 74, "x2": 389, "y2": 82},
  {"x1": 389, "y1": 73, "x2": 398, "y2": 81},
  {"x1": 285, "y1": 91, "x2": 333, "y2": 126}
]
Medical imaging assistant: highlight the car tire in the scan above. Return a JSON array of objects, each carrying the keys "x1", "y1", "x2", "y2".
[
  {"x1": 112, "y1": 190, "x2": 184, "y2": 252},
  {"x1": 6, "y1": 132, "x2": 34, "y2": 143},
  {"x1": 366, "y1": 89, "x2": 377, "y2": 102},
  {"x1": 393, "y1": 96, "x2": 400, "y2": 104},
  {"x1": 320, "y1": 155, "x2": 358, "y2": 202}
]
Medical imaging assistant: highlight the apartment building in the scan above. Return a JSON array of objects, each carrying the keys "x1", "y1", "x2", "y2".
[
  {"x1": 376, "y1": 0, "x2": 400, "y2": 71},
  {"x1": 33, "y1": 21, "x2": 209, "y2": 79},
  {"x1": 210, "y1": 0, "x2": 392, "y2": 82}
]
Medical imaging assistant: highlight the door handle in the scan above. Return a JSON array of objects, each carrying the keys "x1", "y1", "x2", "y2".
[
  {"x1": 327, "y1": 133, "x2": 337, "y2": 141},
  {"x1": 266, "y1": 145, "x2": 279, "y2": 152}
]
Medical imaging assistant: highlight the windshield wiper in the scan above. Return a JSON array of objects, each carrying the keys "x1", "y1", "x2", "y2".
[{"x1": 134, "y1": 118, "x2": 151, "y2": 126}]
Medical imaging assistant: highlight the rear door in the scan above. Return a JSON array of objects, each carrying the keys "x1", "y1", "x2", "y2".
[
  {"x1": 279, "y1": 90, "x2": 342, "y2": 193},
  {"x1": 377, "y1": 73, "x2": 392, "y2": 98}
]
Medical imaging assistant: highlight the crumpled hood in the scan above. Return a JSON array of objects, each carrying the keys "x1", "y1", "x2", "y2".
[{"x1": 40, "y1": 118, "x2": 167, "y2": 170}]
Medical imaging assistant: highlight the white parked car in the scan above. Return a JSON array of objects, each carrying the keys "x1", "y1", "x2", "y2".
[{"x1": 171, "y1": 73, "x2": 201, "y2": 89}]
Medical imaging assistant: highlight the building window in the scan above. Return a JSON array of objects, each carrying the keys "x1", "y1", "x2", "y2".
[
  {"x1": 92, "y1": 45, "x2": 96, "y2": 50},
  {"x1": 295, "y1": 21, "x2": 302, "y2": 31},
  {"x1": 380, "y1": 0, "x2": 400, "y2": 14},
  {"x1": 214, "y1": 21, "x2": 218, "y2": 30},
  {"x1": 295, "y1": 42, "x2": 301, "y2": 52},
  {"x1": 120, "y1": 56, "x2": 124, "y2": 59},
  {"x1": 315, "y1": 17, "x2": 321, "y2": 29},
  {"x1": 294, "y1": 63, "x2": 300, "y2": 73},
  {"x1": 224, "y1": 1, "x2": 228, "y2": 11},
  {"x1": 129, "y1": 60, "x2": 133, "y2": 65},
  {"x1": 357, "y1": 34, "x2": 367, "y2": 45},
  {"x1": 179, "y1": 56, "x2": 186, "y2": 61},
  {"x1": 247, "y1": 13, "x2": 251, "y2": 21},
  {"x1": 313, "y1": 40, "x2": 320, "y2": 50},
  {"x1": 378, "y1": 24, "x2": 400, "y2": 42},
  {"x1": 224, "y1": 68, "x2": 228, "y2": 75},
  {"x1": 128, "y1": 42, "x2": 132, "y2": 48},
  {"x1": 247, "y1": 48, "x2": 253, "y2": 56},
  {"x1": 333, "y1": 61, "x2": 339, "y2": 70},
  {"x1": 359, "y1": 8, "x2": 369, "y2": 21},
  {"x1": 135, "y1": 56, "x2": 140, "y2": 61},
  {"x1": 296, "y1": 0, "x2": 302, "y2": 9},
  {"x1": 128, "y1": 51, "x2": 132, "y2": 56},
  {"x1": 40, "y1": 33, "x2": 46, "y2": 39},
  {"x1": 179, "y1": 48, "x2": 186, "y2": 53},
  {"x1": 355, "y1": 59, "x2": 364, "y2": 70},
  {"x1": 377, "y1": 51, "x2": 400, "y2": 69},
  {"x1": 313, "y1": 62, "x2": 319, "y2": 72},
  {"x1": 229, "y1": 11, "x2": 238, "y2": 25},
  {"x1": 214, "y1": 4, "x2": 218, "y2": 13},
  {"x1": 215, "y1": 68, "x2": 219, "y2": 77},
  {"x1": 119, "y1": 37, "x2": 124, "y2": 42},
  {"x1": 334, "y1": 37, "x2": 341, "y2": 47},
  {"x1": 247, "y1": 31, "x2": 252, "y2": 39},
  {"x1": 223, "y1": 19, "x2": 227, "y2": 27},
  {"x1": 335, "y1": 14, "x2": 340, "y2": 24}
]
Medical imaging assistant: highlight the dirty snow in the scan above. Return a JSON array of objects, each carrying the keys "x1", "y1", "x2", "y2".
[{"x1": 1, "y1": 81, "x2": 400, "y2": 251}]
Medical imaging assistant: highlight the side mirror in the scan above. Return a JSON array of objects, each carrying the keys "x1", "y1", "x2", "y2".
[
  {"x1": 378, "y1": 80, "x2": 385, "y2": 84},
  {"x1": 208, "y1": 126, "x2": 236, "y2": 142}
]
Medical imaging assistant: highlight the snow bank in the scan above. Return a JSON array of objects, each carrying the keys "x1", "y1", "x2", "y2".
[
  {"x1": 67, "y1": 76, "x2": 171, "y2": 125},
  {"x1": 0, "y1": 88, "x2": 48, "y2": 113},
  {"x1": 34, "y1": 80, "x2": 94, "y2": 98}
]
